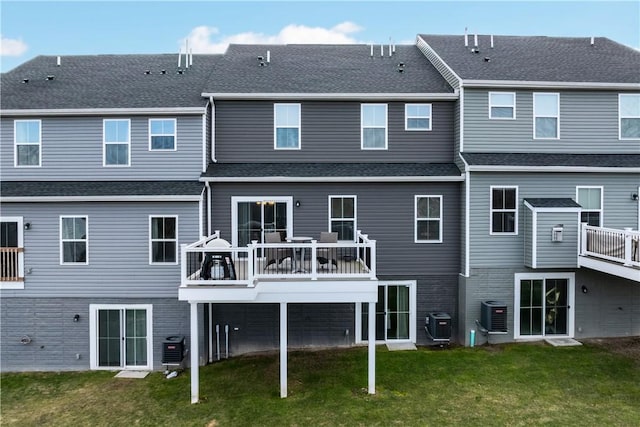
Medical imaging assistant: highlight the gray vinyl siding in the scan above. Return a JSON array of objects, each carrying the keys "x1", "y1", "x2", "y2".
[
  {"x1": 0, "y1": 115, "x2": 204, "y2": 180},
  {"x1": 214, "y1": 101, "x2": 455, "y2": 163},
  {"x1": 469, "y1": 172, "x2": 639, "y2": 268},
  {"x1": 0, "y1": 201, "x2": 200, "y2": 298},
  {"x1": 210, "y1": 182, "x2": 461, "y2": 275},
  {"x1": 463, "y1": 89, "x2": 639, "y2": 153},
  {"x1": 534, "y1": 212, "x2": 579, "y2": 268}
]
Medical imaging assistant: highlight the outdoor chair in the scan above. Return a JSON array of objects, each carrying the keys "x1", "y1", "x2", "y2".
[
  {"x1": 317, "y1": 231, "x2": 338, "y2": 270},
  {"x1": 264, "y1": 231, "x2": 291, "y2": 271}
]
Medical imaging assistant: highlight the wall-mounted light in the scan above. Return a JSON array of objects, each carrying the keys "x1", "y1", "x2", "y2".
[
  {"x1": 632, "y1": 193, "x2": 638, "y2": 201},
  {"x1": 295, "y1": 201, "x2": 301, "y2": 207},
  {"x1": 581, "y1": 285, "x2": 588, "y2": 294},
  {"x1": 73, "y1": 314, "x2": 80, "y2": 322},
  {"x1": 24, "y1": 222, "x2": 31, "y2": 230}
]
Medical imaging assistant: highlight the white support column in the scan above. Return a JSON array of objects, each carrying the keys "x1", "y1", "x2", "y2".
[
  {"x1": 208, "y1": 303, "x2": 213, "y2": 363},
  {"x1": 280, "y1": 302, "x2": 288, "y2": 398},
  {"x1": 367, "y1": 301, "x2": 376, "y2": 394},
  {"x1": 190, "y1": 302, "x2": 200, "y2": 404}
]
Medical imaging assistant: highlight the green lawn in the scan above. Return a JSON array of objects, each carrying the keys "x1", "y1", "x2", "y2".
[{"x1": 2, "y1": 342, "x2": 639, "y2": 426}]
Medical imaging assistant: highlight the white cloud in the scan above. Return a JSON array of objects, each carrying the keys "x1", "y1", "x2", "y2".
[
  {"x1": 0, "y1": 35, "x2": 28, "y2": 56},
  {"x1": 181, "y1": 22, "x2": 364, "y2": 53}
]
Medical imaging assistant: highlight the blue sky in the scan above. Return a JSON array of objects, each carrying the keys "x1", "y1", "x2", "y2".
[{"x1": 1, "y1": 1, "x2": 638, "y2": 72}]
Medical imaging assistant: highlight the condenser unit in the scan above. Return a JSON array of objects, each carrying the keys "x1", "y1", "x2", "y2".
[
  {"x1": 426, "y1": 312, "x2": 452, "y2": 340},
  {"x1": 162, "y1": 336, "x2": 185, "y2": 365},
  {"x1": 481, "y1": 301, "x2": 508, "y2": 333}
]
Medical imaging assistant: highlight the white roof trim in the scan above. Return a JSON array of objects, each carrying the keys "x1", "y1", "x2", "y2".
[
  {"x1": 0, "y1": 107, "x2": 206, "y2": 117},
  {"x1": 201, "y1": 176, "x2": 465, "y2": 183},
  {"x1": 1, "y1": 195, "x2": 202, "y2": 202},
  {"x1": 467, "y1": 165, "x2": 640, "y2": 173},
  {"x1": 524, "y1": 200, "x2": 581, "y2": 213},
  {"x1": 462, "y1": 80, "x2": 640, "y2": 90},
  {"x1": 201, "y1": 92, "x2": 459, "y2": 101},
  {"x1": 415, "y1": 36, "x2": 463, "y2": 86}
]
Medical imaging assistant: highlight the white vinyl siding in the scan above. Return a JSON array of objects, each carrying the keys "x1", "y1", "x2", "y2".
[
  {"x1": 619, "y1": 94, "x2": 640, "y2": 139},
  {"x1": 576, "y1": 186, "x2": 603, "y2": 227},
  {"x1": 149, "y1": 216, "x2": 178, "y2": 264},
  {"x1": 274, "y1": 103, "x2": 301, "y2": 149},
  {"x1": 489, "y1": 92, "x2": 516, "y2": 119},
  {"x1": 60, "y1": 216, "x2": 88, "y2": 265},
  {"x1": 329, "y1": 196, "x2": 356, "y2": 241},
  {"x1": 533, "y1": 93, "x2": 559, "y2": 139},
  {"x1": 361, "y1": 104, "x2": 388, "y2": 149},
  {"x1": 149, "y1": 118, "x2": 176, "y2": 150},
  {"x1": 103, "y1": 119, "x2": 130, "y2": 166},
  {"x1": 14, "y1": 120, "x2": 41, "y2": 167},
  {"x1": 405, "y1": 104, "x2": 432, "y2": 130},
  {"x1": 415, "y1": 195, "x2": 442, "y2": 243},
  {"x1": 490, "y1": 186, "x2": 518, "y2": 235}
]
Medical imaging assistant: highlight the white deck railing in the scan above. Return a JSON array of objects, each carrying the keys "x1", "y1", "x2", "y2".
[
  {"x1": 0, "y1": 247, "x2": 24, "y2": 282},
  {"x1": 181, "y1": 230, "x2": 377, "y2": 287},
  {"x1": 580, "y1": 224, "x2": 640, "y2": 268}
]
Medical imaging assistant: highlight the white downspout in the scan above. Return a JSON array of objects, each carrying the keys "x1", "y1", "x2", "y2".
[
  {"x1": 210, "y1": 96, "x2": 216, "y2": 163},
  {"x1": 205, "y1": 181, "x2": 212, "y2": 237}
]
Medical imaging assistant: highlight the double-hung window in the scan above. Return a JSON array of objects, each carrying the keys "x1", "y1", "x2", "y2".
[
  {"x1": 489, "y1": 92, "x2": 516, "y2": 119},
  {"x1": 415, "y1": 195, "x2": 442, "y2": 243},
  {"x1": 60, "y1": 216, "x2": 88, "y2": 264},
  {"x1": 576, "y1": 186, "x2": 603, "y2": 227},
  {"x1": 533, "y1": 93, "x2": 559, "y2": 139},
  {"x1": 274, "y1": 104, "x2": 301, "y2": 149},
  {"x1": 490, "y1": 186, "x2": 518, "y2": 234},
  {"x1": 150, "y1": 216, "x2": 177, "y2": 264},
  {"x1": 103, "y1": 119, "x2": 130, "y2": 166},
  {"x1": 405, "y1": 104, "x2": 432, "y2": 130},
  {"x1": 149, "y1": 119, "x2": 176, "y2": 150},
  {"x1": 361, "y1": 104, "x2": 387, "y2": 149},
  {"x1": 14, "y1": 120, "x2": 41, "y2": 167},
  {"x1": 329, "y1": 196, "x2": 356, "y2": 241},
  {"x1": 619, "y1": 94, "x2": 640, "y2": 139}
]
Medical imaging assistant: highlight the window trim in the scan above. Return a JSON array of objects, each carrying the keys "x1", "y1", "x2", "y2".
[
  {"x1": 488, "y1": 92, "x2": 516, "y2": 120},
  {"x1": 103, "y1": 118, "x2": 131, "y2": 167},
  {"x1": 404, "y1": 103, "x2": 432, "y2": 131},
  {"x1": 361, "y1": 103, "x2": 388, "y2": 150},
  {"x1": 273, "y1": 103, "x2": 301, "y2": 150},
  {"x1": 576, "y1": 186, "x2": 604, "y2": 227},
  {"x1": 619, "y1": 93, "x2": 640, "y2": 140},
  {"x1": 149, "y1": 215, "x2": 179, "y2": 265},
  {"x1": 0, "y1": 216, "x2": 25, "y2": 289},
  {"x1": 414, "y1": 195, "x2": 443, "y2": 243},
  {"x1": 60, "y1": 215, "x2": 89, "y2": 265},
  {"x1": 328, "y1": 195, "x2": 357, "y2": 242},
  {"x1": 490, "y1": 186, "x2": 519, "y2": 235},
  {"x1": 533, "y1": 92, "x2": 560, "y2": 139},
  {"x1": 14, "y1": 119, "x2": 42, "y2": 168},
  {"x1": 148, "y1": 118, "x2": 177, "y2": 151}
]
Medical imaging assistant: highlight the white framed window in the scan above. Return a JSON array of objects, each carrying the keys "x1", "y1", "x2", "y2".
[
  {"x1": 415, "y1": 195, "x2": 442, "y2": 243},
  {"x1": 329, "y1": 196, "x2": 356, "y2": 241},
  {"x1": 533, "y1": 93, "x2": 559, "y2": 139},
  {"x1": 490, "y1": 186, "x2": 518, "y2": 235},
  {"x1": 149, "y1": 216, "x2": 178, "y2": 264},
  {"x1": 60, "y1": 216, "x2": 88, "y2": 265},
  {"x1": 103, "y1": 119, "x2": 130, "y2": 166},
  {"x1": 14, "y1": 120, "x2": 41, "y2": 167},
  {"x1": 576, "y1": 186, "x2": 603, "y2": 227},
  {"x1": 149, "y1": 118, "x2": 176, "y2": 150},
  {"x1": 489, "y1": 92, "x2": 516, "y2": 119},
  {"x1": 1, "y1": 216, "x2": 25, "y2": 289},
  {"x1": 619, "y1": 94, "x2": 640, "y2": 139},
  {"x1": 274, "y1": 103, "x2": 301, "y2": 149},
  {"x1": 405, "y1": 104, "x2": 432, "y2": 130},
  {"x1": 361, "y1": 104, "x2": 388, "y2": 149}
]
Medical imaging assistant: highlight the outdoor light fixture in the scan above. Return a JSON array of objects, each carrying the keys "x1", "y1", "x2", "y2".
[
  {"x1": 632, "y1": 193, "x2": 638, "y2": 201},
  {"x1": 24, "y1": 222, "x2": 31, "y2": 230},
  {"x1": 295, "y1": 201, "x2": 301, "y2": 207},
  {"x1": 73, "y1": 314, "x2": 80, "y2": 322},
  {"x1": 581, "y1": 285, "x2": 588, "y2": 294}
]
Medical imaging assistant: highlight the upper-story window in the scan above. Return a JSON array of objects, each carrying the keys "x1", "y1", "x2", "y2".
[
  {"x1": 103, "y1": 119, "x2": 130, "y2": 166},
  {"x1": 361, "y1": 104, "x2": 387, "y2": 149},
  {"x1": 405, "y1": 104, "x2": 432, "y2": 130},
  {"x1": 329, "y1": 196, "x2": 356, "y2": 241},
  {"x1": 60, "y1": 216, "x2": 88, "y2": 265},
  {"x1": 619, "y1": 94, "x2": 640, "y2": 139},
  {"x1": 149, "y1": 119, "x2": 176, "y2": 150},
  {"x1": 14, "y1": 120, "x2": 41, "y2": 167},
  {"x1": 415, "y1": 195, "x2": 442, "y2": 243},
  {"x1": 576, "y1": 186, "x2": 603, "y2": 227},
  {"x1": 274, "y1": 104, "x2": 301, "y2": 149},
  {"x1": 533, "y1": 93, "x2": 559, "y2": 139},
  {"x1": 490, "y1": 186, "x2": 518, "y2": 235},
  {"x1": 150, "y1": 216, "x2": 178, "y2": 264},
  {"x1": 489, "y1": 92, "x2": 516, "y2": 119}
]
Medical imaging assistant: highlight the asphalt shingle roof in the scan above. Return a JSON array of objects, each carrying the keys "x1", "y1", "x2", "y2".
[
  {"x1": 461, "y1": 153, "x2": 640, "y2": 168},
  {"x1": 1, "y1": 54, "x2": 221, "y2": 110},
  {"x1": 203, "y1": 44, "x2": 454, "y2": 94},
  {"x1": 0, "y1": 181, "x2": 203, "y2": 198},
  {"x1": 202, "y1": 162, "x2": 462, "y2": 178},
  {"x1": 419, "y1": 34, "x2": 640, "y2": 83},
  {"x1": 524, "y1": 198, "x2": 582, "y2": 208}
]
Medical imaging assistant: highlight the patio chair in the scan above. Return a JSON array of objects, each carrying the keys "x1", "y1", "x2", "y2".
[
  {"x1": 264, "y1": 231, "x2": 291, "y2": 271},
  {"x1": 317, "y1": 231, "x2": 338, "y2": 270}
]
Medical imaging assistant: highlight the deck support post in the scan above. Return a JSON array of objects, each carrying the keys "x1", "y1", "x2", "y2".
[
  {"x1": 280, "y1": 302, "x2": 288, "y2": 398},
  {"x1": 190, "y1": 302, "x2": 200, "y2": 404},
  {"x1": 368, "y1": 301, "x2": 376, "y2": 394}
]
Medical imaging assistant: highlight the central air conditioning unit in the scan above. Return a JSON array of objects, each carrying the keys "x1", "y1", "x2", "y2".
[
  {"x1": 162, "y1": 336, "x2": 185, "y2": 365},
  {"x1": 426, "y1": 312, "x2": 451, "y2": 340},
  {"x1": 481, "y1": 301, "x2": 508, "y2": 332}
]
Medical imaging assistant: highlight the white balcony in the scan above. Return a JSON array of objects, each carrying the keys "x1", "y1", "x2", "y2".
[{"x1": 579, "y1": 224, "x2": 640, "y2": 282}]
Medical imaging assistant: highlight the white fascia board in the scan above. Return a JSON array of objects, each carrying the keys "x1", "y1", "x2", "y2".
[
  {"x1": 467, "y1": 165, "x2": 640, "y2": 173},
  {"x1": 523, "y1": 201, "x2": 581, "y2": 213},
  {"x1": 415, "y1": 36, "x2": 463, "y2": 87},
  {"x1": 462, "y1": 80, "x2": 640, "y2": 90},
  {"x1": 1, "y1": 195, "x2": 202, "y2": 202},
  {"x1": 0, "y1": 107, "x2": 206, "y2": 117},
  {"x1": 201, "y1": 175, "x2": 465, "y2": 183},
  {"x1": 201, "y1": 92, "x2": 459, "y2": 101}
]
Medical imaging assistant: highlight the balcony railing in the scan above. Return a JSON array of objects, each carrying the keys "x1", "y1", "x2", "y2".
[
  {"x1": 181, "y1": 231, "x2": 376, "y2": 287},
  {"x1": 580, "y1": 224, "x2": 640, "y2": 268},
  {"x1": 1, "y1": 247, "x2": 24, "y2": 282}
]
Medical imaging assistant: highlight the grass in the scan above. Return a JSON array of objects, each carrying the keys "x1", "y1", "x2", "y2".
[{"x1": 1, "y1": 342, "x2": 639, "y2": 426}]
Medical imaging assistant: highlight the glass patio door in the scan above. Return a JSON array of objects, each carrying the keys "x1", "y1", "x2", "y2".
[
  {"x1": 97, "y1": 308, "x2": 148, "y2": 368},
  {"x1": 234, "y1": 198, "x2": 291, "y2": 250},
  {"x1": 362, "y1": 284, "x2": 411, "y2": 341},
  {"x1": 519, "y1": 278, "x2": 569, "y2": 337}
]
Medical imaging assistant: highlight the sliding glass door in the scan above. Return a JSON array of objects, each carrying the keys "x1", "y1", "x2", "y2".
[{"x1": 232, "y1": 197, "x2": 293, "y2": 250}]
